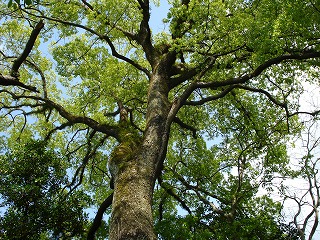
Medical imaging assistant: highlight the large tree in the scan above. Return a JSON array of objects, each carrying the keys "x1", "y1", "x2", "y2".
[{"x1": 0, "y1": 0, "x2": 320, "y2": 239}]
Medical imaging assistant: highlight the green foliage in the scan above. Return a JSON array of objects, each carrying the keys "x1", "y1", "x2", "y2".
[
  {"x1": 8, "y1": 0, "x2": 37, "y2": 8},
  {"x1": 208, "y1": 196, "x2": 300, "y2": 240},
  {"x1": 0, "y1": 0, "x2": 320, "y2": 239},
  {"x1": 154, "y1": 194, "x2": 300, "y2": 240},
  {"x1": 0, "y1": 139, "x2": 91, "y2": 239}
]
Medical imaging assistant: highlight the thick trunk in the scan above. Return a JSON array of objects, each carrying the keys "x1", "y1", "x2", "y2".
[
  {"x1": 109, "y1": 153, "x2": 156, "y2": 240},
  {"x1": 109, "y1": 69, "x2": 171, "y2": 240}
]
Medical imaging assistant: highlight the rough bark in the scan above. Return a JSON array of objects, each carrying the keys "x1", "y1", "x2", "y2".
[
  {"x1": 109, "y1": 153, "x2": 156, "y2": 240},
  {"x1": 109, "y1": 61, "x2": 171, "y2": 239}
]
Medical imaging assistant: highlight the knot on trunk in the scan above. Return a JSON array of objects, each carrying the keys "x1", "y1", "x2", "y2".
[{"x1": 109, "y1": 127, "x2": 142, "y2": 187}]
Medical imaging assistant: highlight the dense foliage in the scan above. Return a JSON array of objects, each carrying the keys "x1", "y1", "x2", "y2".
[
  {"x1": 0, "y1": 139, "x2": 90, "y2": 239},
  {"x1": 0, "y1": 0, "x2": 319, "y2": 239}
]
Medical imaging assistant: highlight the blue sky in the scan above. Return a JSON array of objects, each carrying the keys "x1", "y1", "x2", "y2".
[{"x1": 149, "y1": 0, "x2": 171, "y2": 33}]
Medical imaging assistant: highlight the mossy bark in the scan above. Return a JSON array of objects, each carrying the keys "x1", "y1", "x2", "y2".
[
  {"x1": 109, "y1": 69, "x2": 171, "y2": 240},
  {"x1": 108, "y1": 128, "x2": 155, "y2": 239},
  {"x1": 109, "y1": 152, "x2": 156, "y2": 240}
]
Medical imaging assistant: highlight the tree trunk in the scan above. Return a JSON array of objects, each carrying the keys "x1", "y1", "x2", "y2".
[
  {"x1": 109, "y1": 69, "x2": 170, "y2": 240},
  {"x1": 109, "y1": 152, "x2": 156, "y2": 240}
]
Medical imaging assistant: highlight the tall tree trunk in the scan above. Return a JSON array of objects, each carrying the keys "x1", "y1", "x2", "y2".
[
  {"x1": 109, "y1": 152, "x2": 156, "y2": 240},
  {"x1": 109, "y1": 69, "x2": 170, "y2": 240}
]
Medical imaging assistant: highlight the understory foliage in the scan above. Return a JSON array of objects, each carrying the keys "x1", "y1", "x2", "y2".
[
  {"x1": 0, "y1": 139, "x2": 90, "y2": 239},
  {"x1": 0, "y1": 0, "x2": 319, "y2": 239}
]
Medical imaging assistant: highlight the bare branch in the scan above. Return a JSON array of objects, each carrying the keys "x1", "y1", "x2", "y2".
[{"x1": 289, "y1": 110, "x2": 320, "y2": 117}]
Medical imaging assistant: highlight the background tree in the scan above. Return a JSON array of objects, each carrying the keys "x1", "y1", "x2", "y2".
[
  {"x1": 0, "y1": 139, "x2": 90, "y2": 239},
  {"x1": 275, "y1": 116, "x2": 320, "y2": 240},
  {"x1": 0, "y1": 0, "x2": 320, "y2": 239}
]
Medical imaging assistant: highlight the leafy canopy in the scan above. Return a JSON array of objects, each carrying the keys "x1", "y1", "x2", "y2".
[{"x1": 0, "y1": 0, "x2": 319, "y2": 239}]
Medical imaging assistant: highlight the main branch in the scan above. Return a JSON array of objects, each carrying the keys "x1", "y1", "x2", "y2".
[
  {"x1": 11, "y1": 20, "x2": 44, "y2": 77},
  {"x1": 0, "y1": 90, "x2": 120, "y2": 139}
]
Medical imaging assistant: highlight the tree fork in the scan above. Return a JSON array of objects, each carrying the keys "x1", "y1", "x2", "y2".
[{"x1": 109, "y1": 64, "x2": 171, "y2": 239}]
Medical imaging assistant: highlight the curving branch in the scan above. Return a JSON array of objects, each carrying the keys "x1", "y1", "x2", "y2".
[
  {"x1": 169, "y1": 51, "x2": 320, "y2": 122},
  {"x1": 160, "y1": 181, "x2": 192, "y2": 215},
  {"x1": 1, "y1": 56, "x2": 44, "y2": 94},
  {"x1": 154, "y1": 50, "x2": 320, "y2": 179},
  {"x1": 79, "y1": 0, "x2": 138, "y2": 41},
  {"x1": 0, "y1": 89, "x2": 120, "y2": 139},
  {"x1": 185, "y1": 85, "x2": 236, "y2": 106},
  {"x1": 24, "y1": 59, "x2": 48, "y2": 98},
  {"x1": 174, "y1": 171, "x2": 233, "y2": 220},
  {"x1": 185, "y1": 83, "x2": 289, "y2": 129},
  {"x1": 45, "y1": 121, "x2": 74, "y2": 141},
  {"x1": 282, "y1": 121, "x2": 320, "y2": 240},
  {"x1": 21, "y1": 9, "x2": 151, "y2": 78},
  {"x1": 66, "y1": 133, "x2": 108, "y2": 192},
  {"x1": 173, "y1": 116, "x2": 197, "y2": 138},
  {"x1": 136, "y1": 0, "x2": 156, "y2": 66},
  {"x1": 0, "y1": 74, "x2": 38, "y2": 92},
  {"x1": 195, "y1": 191, "x2": 230, "y2": 219},
  {"x1": 289, "y1": 109, "x2": 320, "y2": 118},
  {"x1": 169, "y1": 56, "x2": 217, "y2": 90},
  {"x1": 100, "y1": 34, "x2": 151, "y2": 78},
  {"x1": 173, "y1": 172, "x2": 229, "y2": 206},
  {"x1": 87, "y1": 193, "x2": 114, "y2": 240},
  {"x1": 193, "y1": 51, "x2": 320, "y2": 91},
  {"x1": 168, "y1": 45, "x2": 247, "y2": 89},
  {"x1": 2, "y1": 108, "x2": 28, "y2": 137},
  {"x1": 11, "y1": 20, "x2": 44, "y2": 77},
  {"x1": 41, "y1": 98, "x2": 120, "y2": 139}
]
